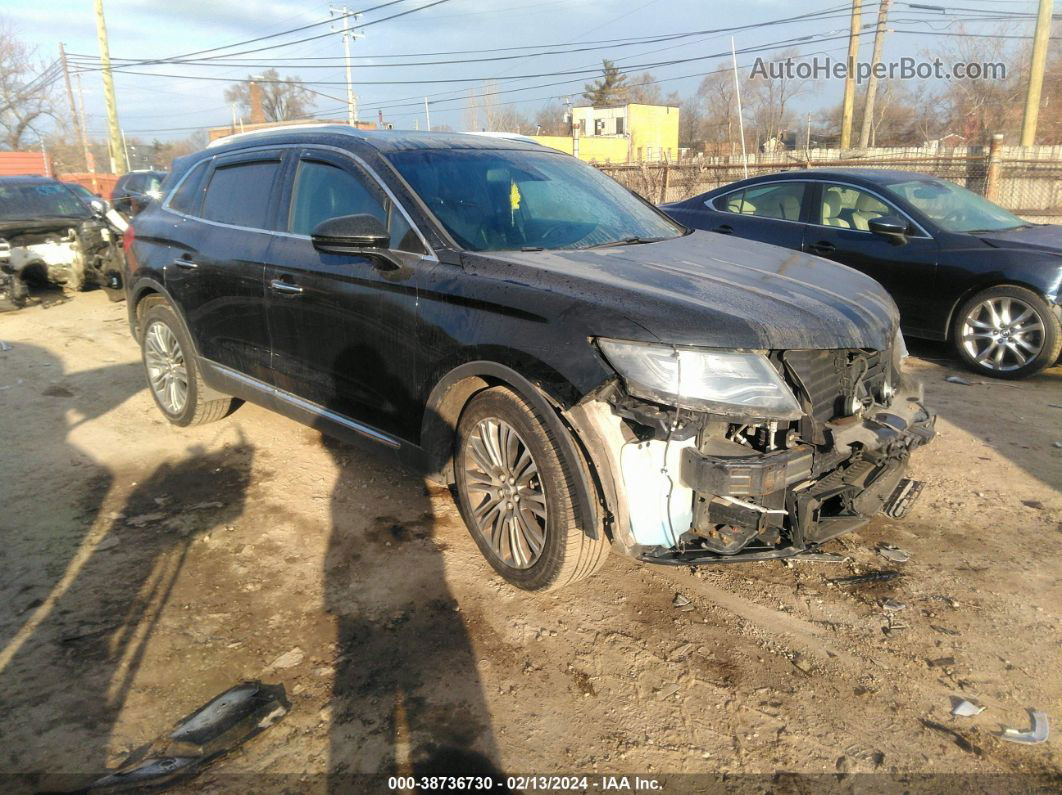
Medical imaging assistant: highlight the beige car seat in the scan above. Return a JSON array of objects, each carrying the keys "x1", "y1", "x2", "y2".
[
  {"x1": 850, "y1": 191, "x2": 890, "y2": 231},
  {"x1": 821, "y1": 188, "x2": 850, "y2": 228}
]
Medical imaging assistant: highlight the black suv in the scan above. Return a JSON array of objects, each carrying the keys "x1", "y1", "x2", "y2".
[{"x1": 126, "y1": 127, "x2": 934, "y2": 591}]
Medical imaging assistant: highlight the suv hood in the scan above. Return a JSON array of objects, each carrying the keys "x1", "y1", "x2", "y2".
[
  {"x1": 0, "y1": 217, "x2": 88, "y2": 237},
  {"x1": 473, "y1": 231, "x2": 898, "y2": 351},
  {"x1": 979, "y1": 224, "x2": 1062, "y2": 254}
]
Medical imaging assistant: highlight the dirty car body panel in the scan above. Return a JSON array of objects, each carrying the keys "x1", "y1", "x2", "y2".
[{"x1": 127, "y1": 127, "x2": 934, "y2": 572}]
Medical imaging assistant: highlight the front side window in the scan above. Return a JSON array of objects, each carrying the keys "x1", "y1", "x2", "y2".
[
  {"x1": 0, "y1": 183, "x2": 89, "y2": 220},
  {"x1": 886, "y1": 177, "x2": 1025, "y2": 233},
  {"x1": 387, "y1": 148, "x2": 684, "y2": 251},
  {"x1": 818, "y1": 184, "x2": 893, "y2": 230},
  {"x1": 717, "y1": 183, "x2": 805, "y2": 221},
  {"x1": 288, "y1": 158, "x2": 423, "y2": 253},
  {"x1": 200, "y1": 160, "x2": 280, "y2": 229}
]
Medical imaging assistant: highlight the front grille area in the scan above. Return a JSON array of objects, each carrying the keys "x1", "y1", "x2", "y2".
[{"x1": 784, "y1": 348, "x2": 889, "y2": 422}]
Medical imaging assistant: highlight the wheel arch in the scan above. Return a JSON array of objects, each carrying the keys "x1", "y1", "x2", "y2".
[
  {"x1": 945, "y1": 278, "x2": 1057, "y2": 341},
  {"x1": 420, "y1": 360, "x2": 610, "y2": 545}
]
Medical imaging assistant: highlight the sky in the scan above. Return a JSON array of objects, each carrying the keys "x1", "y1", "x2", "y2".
[{"x1": 0, "y1": 0, "x2": 1051, "y2": 142}]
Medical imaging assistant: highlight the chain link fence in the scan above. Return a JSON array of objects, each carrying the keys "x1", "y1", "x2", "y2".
[{"x1": 595, "y1": 145, "x2": 1062, "y2": 222}]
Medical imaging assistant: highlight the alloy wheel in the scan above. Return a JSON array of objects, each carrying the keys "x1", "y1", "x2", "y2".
[
  {"x1": 463, "y1": 417, "x2": 548, "y2": 570},
  {"x1": 144, "y1": 321, "x2": 189, "y2": 414},
  {"x1": 960, "y1": 296, "x2": 1045, "y2": 372}
]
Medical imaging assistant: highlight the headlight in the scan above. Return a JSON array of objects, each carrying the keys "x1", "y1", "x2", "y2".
[{"x1": 597, "y1": 338, "x2": 802, "y2": 420}]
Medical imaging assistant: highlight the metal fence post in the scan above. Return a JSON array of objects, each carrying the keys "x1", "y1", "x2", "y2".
[
  {"x1": 659, "y1": 160, "x2": 670, "y2": 204},
  {"x1": 985, "y1": 133, "x2": 1004, "y2": 201}
]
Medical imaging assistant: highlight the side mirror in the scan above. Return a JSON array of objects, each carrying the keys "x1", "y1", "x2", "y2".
[
  {"x1": 89, "y1": 198, "x2": 107, "y2": 217},
  {"x1": 868, "y1": 215, "x2": 909, "y2": 245},
  {"x1": 311, "y1": 214, "x2": 390, "y2": 254}
]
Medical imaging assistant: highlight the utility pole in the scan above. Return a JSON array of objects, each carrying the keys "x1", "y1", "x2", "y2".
[
  {"x1": 858, "y1": 0, "x2": 889, "y2": 149},
  {"x1": 59, "y1": 43, "x2": 91, "y2": 172},
  {"x1": 839, "y1": 0, "x2": 862, "y2": 150},
  {"x1": 93, "y1": 0, "x2": 127, "y2": 174},
  {"x1": 731, "y1": 37, "x2": 748, "y2": 179},
  {"x1": 1020, "y1": 0, "x2": 1053, "y2": 146},
  {"x1": 331, "y1": 5, "x2": 364, "y2": 126},
  {"x1": 424, "y1": 97, "x2": 431, "y2": 131}
]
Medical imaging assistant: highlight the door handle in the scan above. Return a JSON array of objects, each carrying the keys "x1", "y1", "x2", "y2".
[
  {"x1": 270, "y1": 279, "x2": 304, "y2": 296},
  {"x1": 715, "y1": 224, "x2": 733, "y2": 234},
  {"x1": 173, "y1": 256, "x2": 198, "y2": 270},
  {"x1": 807, "y1": 241, "x2": 836, "y2": 255}
]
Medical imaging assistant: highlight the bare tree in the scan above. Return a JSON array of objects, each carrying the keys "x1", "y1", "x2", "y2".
[
  {"x1": 692, "y1": 70, "x2": 738, "y2": 154},
  {"x1": 533, "y1": 102, "x2": 568, "y2": 135},
  {"x1": 224, "y1": 69, "x2": 316, "y2": 122},
  {"x1": 745, "y1": 48, "x2": 812, "y2": 147},
  {"x1": 625, "y1": 72, "x2": 680, "y2": 106},
  {"x1": 0, "y1": 20, "x2": 55, "y2": 150}
]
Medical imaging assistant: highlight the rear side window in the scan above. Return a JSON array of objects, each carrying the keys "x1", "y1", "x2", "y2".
[
  {"x1": 201, "y1": 160, "x2": 280, "y2": 229},
  {"x1": 167, "y1": 161, "x2": 208, "y2": 216},
  {"x1": 716, "y1": 183, "x2": 805, "y2": 221}
]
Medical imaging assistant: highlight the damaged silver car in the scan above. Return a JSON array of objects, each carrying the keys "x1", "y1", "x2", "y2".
[{"x1": 0, "y1": 176, "x2": 127, "y2": 310}]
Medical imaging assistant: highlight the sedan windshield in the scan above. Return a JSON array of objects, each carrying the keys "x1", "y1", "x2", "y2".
[
  {"x1": 0, "y1": 183, "x2": 89, "y2": 220},
  {"x1": 886, "y1": 177, "x2": 1026, "y2": 234},
  {"x1": 387, "y1": 147, "x2": 684, "y2": 251}
]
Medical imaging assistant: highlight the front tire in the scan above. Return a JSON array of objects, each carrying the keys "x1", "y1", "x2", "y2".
[
  {"x1": 454, "y1": 386, "x2": 609, "y2": 592},
  {"x1": 953, "y1": 285, "x2": 1061, "y2": 379},
  {"x1": 139, "y1": 301, "x2": 236, "y2": 426}
]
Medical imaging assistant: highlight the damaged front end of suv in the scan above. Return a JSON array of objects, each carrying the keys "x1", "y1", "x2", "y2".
[
  {"x1": 569, "y1": 333, "x2": 934, "y2": 563},
  {"x1": 0, "y1": 178, "x2": 125, "y2": 311}
]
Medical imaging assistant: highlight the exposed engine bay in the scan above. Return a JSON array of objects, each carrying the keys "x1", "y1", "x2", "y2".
[
  {"x1": 570, "y1": 342, "x2": 936, "y2": 563},
  {"x1": 0, "y1": 218, "x2": 125, "y2": 311}
]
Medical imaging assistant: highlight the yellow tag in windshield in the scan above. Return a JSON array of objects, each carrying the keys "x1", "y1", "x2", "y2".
[{"x1": 509, "y1": 180, "x2": 521, "y2": 212}]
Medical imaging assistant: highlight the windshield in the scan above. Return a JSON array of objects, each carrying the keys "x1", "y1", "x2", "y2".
[
  {"x1": 886, "y1": 177, "x2": 1026, "y2": 233},
  {"x1": 0, "y1": 183, "x2": 89, "y2": 220},
  {"x1": 386, "y1": 148, "x2": 684, "y2": 251}
]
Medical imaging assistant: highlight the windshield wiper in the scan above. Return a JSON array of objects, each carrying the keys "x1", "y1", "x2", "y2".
[{"x1": 587, "y1": 236, "x2": 668, "y2": 249}]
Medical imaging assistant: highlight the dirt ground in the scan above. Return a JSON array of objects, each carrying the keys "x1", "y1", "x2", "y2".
[{"x1": 0, "y1": 289, "x2": 1059, "y2": 793}]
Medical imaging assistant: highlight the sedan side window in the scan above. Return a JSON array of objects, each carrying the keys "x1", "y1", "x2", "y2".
[
  {"x1": 818, "y1": 184, "x2": 893, "y2": 231},
  {"x1": 716, "y1": 183, "x2": 804, "y2": 221},
  {"x1": 289, "y1": 159, "x2": 424, "y2": 254}
]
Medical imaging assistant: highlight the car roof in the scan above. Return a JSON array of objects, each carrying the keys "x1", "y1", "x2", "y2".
[
  {"x1": 734, "y1": 168, "x2": 931, "y2": 186},
  {"x1": 206, "y1": 124, "x2": 548, "y2": 155}
]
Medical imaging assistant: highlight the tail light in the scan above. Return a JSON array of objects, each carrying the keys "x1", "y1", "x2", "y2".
[{"x1": 123, "y1": 224, "x2": 139, "y2": 272}]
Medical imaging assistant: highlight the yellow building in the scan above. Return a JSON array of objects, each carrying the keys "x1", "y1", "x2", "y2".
[{"x1": 531, "y1": 103, "x2": 680, "y2": 164}]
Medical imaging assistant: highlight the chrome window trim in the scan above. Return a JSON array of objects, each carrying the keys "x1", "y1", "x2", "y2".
[
  {"x1": 160, "y1": 141, "x2": 438, "y2": 261},
  {"x1": 708, "y1": 178, "x2": 932, "y2": 239},
  {"x1": 208, "y1": 360, "x2": 401, "y2": 449}
]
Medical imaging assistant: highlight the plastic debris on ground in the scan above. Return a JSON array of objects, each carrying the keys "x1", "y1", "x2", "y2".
[
  {"x1": 671, "y1": 593, "x2": 694, "y2": 612},
  {"x1": 881, "y1": 598, "x2": 906, "y2": 612},
  {"x1": 945, "y1": 375, "x2": 973, "y2": 385},
  {"x1": 89, "y1": 681, "x2": 288, "y2": 790},
  {"x1": 0, "y1": 340, "x2": 12, "y2": 352},
  {"x1": 828, "y1": 570, "x2": 902, "y2": 587},
  {"x1": 999, "y1": 709, "x2": 1050, "y2": 745},
  {"x1": 951, "y1": 698, "x2": 986, "y2": 717},
  {"x1": 877, "y1": 544, "x2": 910, "y2": 564}
]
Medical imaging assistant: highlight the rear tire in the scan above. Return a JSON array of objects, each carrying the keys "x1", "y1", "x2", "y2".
[
  {"x1": 453, "y1": 386, "x2": 609, "y2": 592},
  {"x1": 953, "y1": 285, "x2": 1061, "y2": 379},
  {"x1": 139, "y1": 300, "x2": 236, "y2": 426}
]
